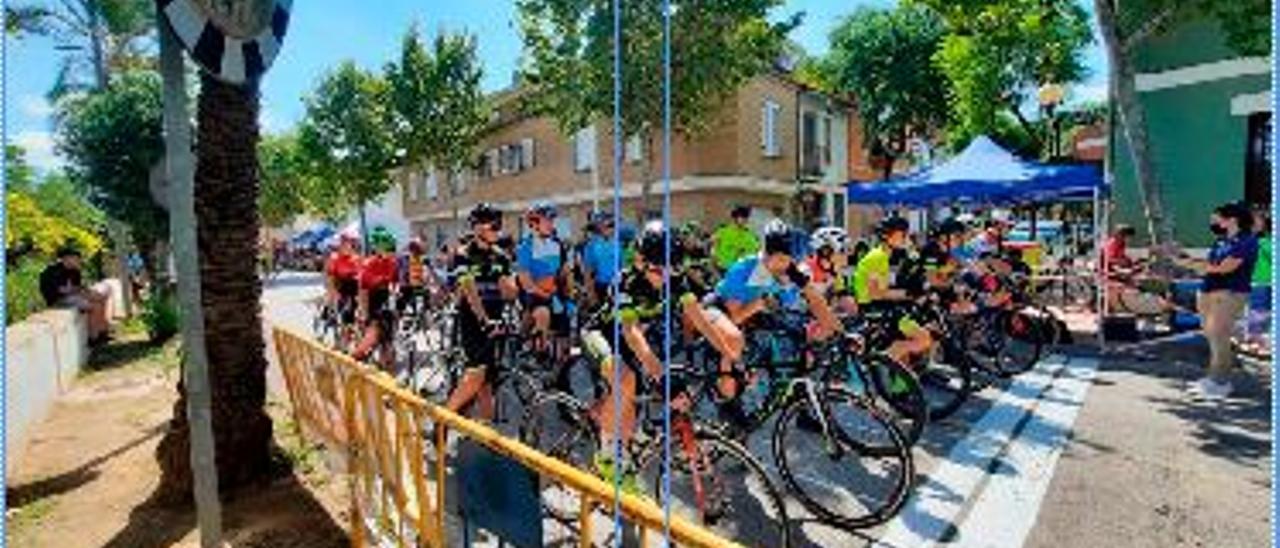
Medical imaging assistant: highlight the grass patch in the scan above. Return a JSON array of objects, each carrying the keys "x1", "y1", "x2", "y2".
[
  {"x1": 6, "y1": 496, "x2": 57, "y2": 539},
  {"x1": 83, "y1": 335, "x2": 180, "y2": 376}
]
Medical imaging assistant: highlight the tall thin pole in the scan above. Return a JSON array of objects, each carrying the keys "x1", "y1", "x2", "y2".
[{"x1": 159, "y1": 17, "x2": 223, "y2": 547}]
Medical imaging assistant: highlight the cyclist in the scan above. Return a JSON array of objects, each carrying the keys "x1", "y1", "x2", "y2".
[
  {"x1": 708, "y1": 219, "x2": 841, "y2": 399},
  {"x1": 920, "y1": 218, "x2": 976, "y2": 314},
  {"x1": 323, "y1": 231, "x2": 362, "y2": 347},
  {"x1": 679, "y1": 221, "x2": 720, "y2": 290},
  {"x1": 594, "y1": 221, "x2": 740, "y2": 489},
  {"x1": 853, "y1": 216, "x2": 933, "y2": 367},
  {"x1": 580, "y1": 211, "x2": 619, "y2": 309},
  {"x1": 806, "y1": 226, "x2": 849, "y2": 299},
  {"x1": 712, "y1": 205, "x2": 760, "y2": 270},
  {"x1": 352, "y1": 227, "x2": 400, "y2": 372},
  {"x1": 516, "y1": 202, "x2": 572, "y2": 355},
  {"x1": 397, "y1": 237, "x2": 432, "y2": 316},
  {"x1": 443, "y1": 203, "x2": 518, "y2": 421}
]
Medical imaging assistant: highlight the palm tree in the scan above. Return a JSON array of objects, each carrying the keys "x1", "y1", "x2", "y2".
[{"x1": 155, "y1": 71, "x2": 273, "y2": 501}]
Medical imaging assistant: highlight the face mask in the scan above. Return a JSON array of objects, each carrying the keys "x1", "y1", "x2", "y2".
[{"x1": 1209, "y1": 223, "x2": 1227, "y2": 236}]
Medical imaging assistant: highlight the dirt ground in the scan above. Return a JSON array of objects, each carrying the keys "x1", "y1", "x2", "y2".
[{"x1": 5, "y1": 327, "x2": 350, "y2": 548}]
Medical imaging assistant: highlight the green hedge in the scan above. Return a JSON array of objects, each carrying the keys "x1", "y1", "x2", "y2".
[{"x1": 7, "y1": 260, "x2": 46, "y2": 325}]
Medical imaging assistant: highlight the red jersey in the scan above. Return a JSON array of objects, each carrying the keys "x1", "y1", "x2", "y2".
[
  {"x1": 360, "y1": 255, "x2": 399, "y2": 290},
  {"x1": 326, "y1": 252, "x2": 361, "y2": 280}
]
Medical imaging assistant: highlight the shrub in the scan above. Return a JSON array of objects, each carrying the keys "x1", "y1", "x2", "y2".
[
  {"x1": 6, "y1": 259, "x2": 46, "y2": 325},
  {"x1": 141, "y1": 288, "x2": 181, "y2": 343}
]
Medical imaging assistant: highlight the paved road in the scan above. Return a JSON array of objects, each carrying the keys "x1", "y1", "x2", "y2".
[{"x1": 260, "y1": 272, "x2": 1272, "y2": 547}]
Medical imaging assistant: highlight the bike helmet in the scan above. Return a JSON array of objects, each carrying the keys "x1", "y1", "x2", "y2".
[
  {"x1": 588, "y1": 210, "x2": 614, "y2": 231},
  {"x1": 935, "y1": 218, "x2": 966, "y2": 237},
  {"x1": 762, "y1": 219, "x2": 796, "y2": 256},
  {"x1": 637, "y1": 220, "x2": 684, "y2": 267},
  {"x1": 369, "y1": 226, "x2": 397, "y2": 253},
  {"x1": 810, "y1": 226, "x2": 848, "y2": 254},
  {"x1": 877, "y1": 216, "x2": 910, "y2": 236},
  {"x1": 526, "y1": 200, "x2": 558, "y2": 220},
  {"x1": 468, "y1": 202, "x2": 502, "y2": 227}
]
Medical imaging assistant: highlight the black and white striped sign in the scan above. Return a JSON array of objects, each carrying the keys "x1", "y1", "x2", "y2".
[{"x1": 158, "y1": 0, "x2": 292, "y2": 85}]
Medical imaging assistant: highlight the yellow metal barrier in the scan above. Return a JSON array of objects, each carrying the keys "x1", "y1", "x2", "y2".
[{"x1": 272, "y1": 326, "x2": 742, "y2": 548}]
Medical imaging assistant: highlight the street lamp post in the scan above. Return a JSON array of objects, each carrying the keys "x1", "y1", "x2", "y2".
[{"x1": 1038, "y1": 83, "x2": 1065, "y2": 160}]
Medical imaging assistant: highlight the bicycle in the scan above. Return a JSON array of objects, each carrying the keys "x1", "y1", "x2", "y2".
[{"x1": 520, "y1": 326, "x2": 794, "y2": 546}]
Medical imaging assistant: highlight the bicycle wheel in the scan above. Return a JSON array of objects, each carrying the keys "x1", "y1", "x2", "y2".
[
  {"x1": 992, "y1": 309, "x2": 1044, "y2": 377},
  {"x1": 773, "y1": 386, "x2": 913, "y2": 530},
  {"x1": 640, "y1": 420, "x2": 792, "y2": 547},
  {"x1": 518, "y1": 392, "x2": 599, "y2": 525},
  {"x1": 918, "y1": 341, "x2": 974, "y2": 422},
  {"x1": 860, "y1": 354, "x2": 926, "y2": 447}
]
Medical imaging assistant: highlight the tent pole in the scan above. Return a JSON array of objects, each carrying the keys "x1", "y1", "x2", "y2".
[{"x1": 1095, "y1": 186, "x2": 1106, "y2": 348}]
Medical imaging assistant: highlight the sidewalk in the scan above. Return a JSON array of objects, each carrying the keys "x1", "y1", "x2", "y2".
[
  {"x1": 1025, "y1": 339, "x2": 1271, "y2": 547},
  {"x1": 4, "y1": 328, "x2": 349, "y2": 548}
]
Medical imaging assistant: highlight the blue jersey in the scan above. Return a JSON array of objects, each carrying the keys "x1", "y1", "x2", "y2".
[
  {"x1": 516, "y1": 235, "x2": 566, "y2": 283},
  {"x1": 715, "y1": 255, "x2": 785, "y2": 305},
  {"x1": 581, "y1": 235, "x2": 619, "y2": 285}
]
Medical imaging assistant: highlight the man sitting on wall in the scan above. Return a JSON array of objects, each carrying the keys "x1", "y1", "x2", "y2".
[{"x1": 40, "y1": 247, "x2": 111, "y2": 345}]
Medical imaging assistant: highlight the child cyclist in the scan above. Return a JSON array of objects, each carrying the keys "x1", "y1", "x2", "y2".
[
  {"x1": 592, "y1": 221, "x2": 742, "y2": 490},
  {"x1": 351, "y1": 227, "x2": 401, "y2": 372},
  {"x1": 706, "y1": 219, "x2": 842, "y2": 399}
]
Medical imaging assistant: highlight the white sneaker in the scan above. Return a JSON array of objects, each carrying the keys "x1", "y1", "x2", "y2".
[{"x1": 1188, "y1": 377, "x2": 1233, "y2": 399}]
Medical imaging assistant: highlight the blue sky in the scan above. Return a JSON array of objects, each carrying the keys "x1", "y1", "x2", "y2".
[{"x1": 4, "y1": 0, "x2": 1107, "y2": 173}]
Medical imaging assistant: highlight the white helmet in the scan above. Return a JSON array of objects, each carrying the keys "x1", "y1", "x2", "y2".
[{"x1": 810, "y1": 226, "x2": 848, "y2": 254}]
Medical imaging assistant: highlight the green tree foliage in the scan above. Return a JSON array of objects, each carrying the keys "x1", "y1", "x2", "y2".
[
  {"x1": 516, "y1": 0, "x2": 798, "y2": 215},
  {"x1": 820, "y1": 5, "x2": 949, "y2": 178},
  {"x1": 258, "y1": 133, "x2": 312, "y2": 228},
  {"x1": 298, "y1": 62, "x2": 398, "y2": 219},
  {"x1": 913, "y1": 0, "x2": 1092, "y2": 149},
  {"x1": 387, "y1": 25, "x2": 489, "y2": 180},
  {"x1": 57, "y1": 70, "x2": 168, "y2": 258},
  {"x1": 5, "y1": 145, "x2": 37, "y2": 193},
  {"x1": 5, "y1": 0, "x2": 155, "y2": 96}
]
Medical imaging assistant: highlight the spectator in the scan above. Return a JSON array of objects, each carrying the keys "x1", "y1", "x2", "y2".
[
  {"x1": 1242, "y1": 205, "x2": 1271, "y2": 353},
  {"x1": 1102, "y1": 224, "x2": 1137, "y2": 275},
  {"x1": 712, "y1": 205, "x2": 760, "y2": 270},
  {"x1": 1175, "y1": 202, "x2": 1258, "y2": 399},
  {"x1": 40, "y1": 247, "x2": 110, "y2": 345}
]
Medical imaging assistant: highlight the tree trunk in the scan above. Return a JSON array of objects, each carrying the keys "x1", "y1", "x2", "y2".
[
  {"x1": 156, "y1": 72, "x2": 274, "y2": 503},
  {"x1": 1095, "y1": 0, "x2": 1175, "y2": 248}
]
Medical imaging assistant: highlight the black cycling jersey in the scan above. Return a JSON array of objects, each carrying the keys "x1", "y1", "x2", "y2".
[
  {"x1": 617, "y1": 266, "x2": 707, "y2": 323},
  {"x1": 451, "y1": 242, "x2": 513, "y2": 319}
]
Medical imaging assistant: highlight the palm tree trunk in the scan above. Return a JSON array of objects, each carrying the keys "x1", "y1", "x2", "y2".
[
  {"x1": 156, "y1": 72, "x2": 274, "y2": 501},
  {"x1": 1095, "y1": 0, "x2": 1174, "y2": 248}
]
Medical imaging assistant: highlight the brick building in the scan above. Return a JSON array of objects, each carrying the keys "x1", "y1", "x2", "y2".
[{"x1": 399, "y1": 72, "x2": 885, "y2": 247}]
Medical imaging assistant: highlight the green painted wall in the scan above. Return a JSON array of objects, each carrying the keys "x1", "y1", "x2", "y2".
[{"x1": 1110, "y1": 20, "x2": 1271, "y2": 247}]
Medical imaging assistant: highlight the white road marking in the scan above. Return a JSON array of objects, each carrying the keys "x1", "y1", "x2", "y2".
[
  {"x1": 874, "y1": 355, "x2": 1074, "y2": 548},
  {"x1": 947, "y1": 357, "x2": 1099, "y2": 548}
]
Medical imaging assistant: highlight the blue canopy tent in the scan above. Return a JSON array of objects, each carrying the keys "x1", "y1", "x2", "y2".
[
  {"x1": 846, "y1": 136, "x2": 1110, "y2": 343},
  {"x1": 845, "y1": 136, "x2": 1104, "y2": 206}
]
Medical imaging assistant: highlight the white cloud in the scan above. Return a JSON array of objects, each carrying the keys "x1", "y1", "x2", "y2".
[
  {"x1": 12, "y1": 130, "x2": 65, "y2": 173},
  {"x1": 18, "y1": 95, "x2": 55, "y2": 118}
]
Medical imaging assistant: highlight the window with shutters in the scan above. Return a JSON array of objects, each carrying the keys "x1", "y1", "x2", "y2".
[
  {"x1": 626, "y1": 134, "x2": 644, "y2": 163},
  {"x1": 574, "y1": 126, "x2": 596, "y2": 172},
  {"x1": 762, "y1": 99, "x2": 781, "y2": 158},
  {"x1": 822, "y1": 116, "x2": 833, "y2": 166},
  {"x1": 426, "y1": 171, "x2": 438, "y2": 200},
  {"x1": 408, "y1": 171, "x2": 419, "y2": 201},
  {"x1": 521, "y1": 138, "x2": 536, "y2": 170},
  {"x1": 801, "y1": 111, "x2": 820, "y2": 176}
]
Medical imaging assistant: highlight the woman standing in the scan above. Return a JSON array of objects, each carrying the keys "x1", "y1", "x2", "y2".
[{"x1": 1175, "y1": 202, "x2": 1259, "y2": 399}]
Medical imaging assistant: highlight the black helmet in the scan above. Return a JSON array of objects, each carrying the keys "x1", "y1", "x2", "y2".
[
  {"x1": 468, "y1": 203, "x2": 501, "y2": 227},
  {"x1": 638, "y1": 220, "x2": 683, "y2": 266},
  {"x1": 877, "y1": 216, "x2": 910, "y2": 236},
  {"x1": 762, "y1": 219, "x2": 796, "y2": 256},
  {"x1": 935, "y1": 218, "x2": 966, "y2": 237}
]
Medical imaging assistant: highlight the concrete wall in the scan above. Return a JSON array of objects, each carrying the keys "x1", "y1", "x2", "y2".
[{"x1": 5, "y1": 279, "x2": 126, "y2": 470}]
